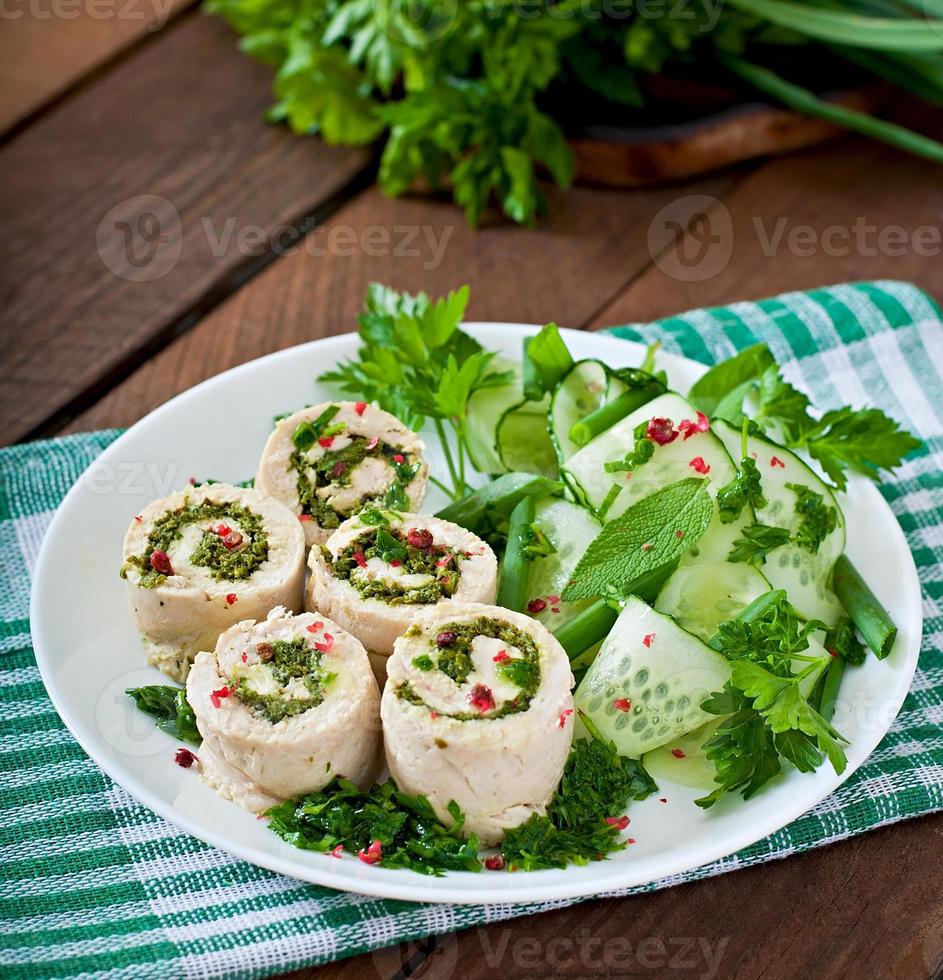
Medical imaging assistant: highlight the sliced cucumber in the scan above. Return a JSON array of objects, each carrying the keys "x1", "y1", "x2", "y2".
[
  {"x1": 642, "y1": 717, "x2": 725, "y2": 792},
  {"x1": 525, "y1": 498, "x2": 601, "y2": 631},
  {"x1": 496, "y1": 396, "x2": 559, "y2": 478},
  {"x1": 562, "y1": 392, "x2": 752, "y2": 561},
  {"x1": 574, "y1": 596, "x2": 732, "y2": 758},
  {"x1": 465, "y1": 360, "x2": 521, "y2": 474},
  {"x1": 655, "y1": 562, "x2": 772, "y2": 643},
  {"x1": 549, "y1": 360, "x2": 609, "y2": 464},
  {"x1": 712, "y1": 420, "x2": 845, "y2": 624}
]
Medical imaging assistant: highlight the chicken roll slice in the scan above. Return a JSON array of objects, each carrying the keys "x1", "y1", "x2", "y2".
[
  {"x1": 381, "y1": 602, "x2": 574, "y2": 846},
  {"x1": 256, "y1": 401, "x2": 429, "y2": 547},
  {"x1": 121, "y1": 483, "x2": 306, "y2": 682},
  {"x1": 187, "y1": 607, "x2": 381, "y2": 812},
  {"x1": 307, "y1": 510, "x2": 498, "y2": 681}
]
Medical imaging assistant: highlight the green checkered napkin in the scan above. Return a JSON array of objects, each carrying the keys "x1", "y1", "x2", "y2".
[{"x1": 2, "y1": 280, "x2": 941, "y2": 978}]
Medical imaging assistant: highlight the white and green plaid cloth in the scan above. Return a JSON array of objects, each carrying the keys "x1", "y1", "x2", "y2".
[{"x1": 3, "y1": 280, "x2": 942, "y2": 978}]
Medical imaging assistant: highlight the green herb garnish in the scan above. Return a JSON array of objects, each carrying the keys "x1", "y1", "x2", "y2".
[
  {"x1": 563, "y1": 478, "x2": 713, "y2": 601},
  {"x1": 320, "y1": 283, "x2": 512, "y2": 500},
  {"x1": 266, "y1": 778, "x2": 482, "y2": 876},
  {"x1": 697, "y1": 592, "x2": 846, "y2": 808},
  {"x1": 500, "y1": 715, "x2": 657, "y2": 871},
  {"x1": 126, "y1": 685, "x2": 200, "y2": 745},
  {"x1": 727, "y1": 523, "x2": 792, "y2": 566}
]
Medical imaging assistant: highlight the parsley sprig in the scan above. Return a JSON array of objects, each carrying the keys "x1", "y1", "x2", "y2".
[
  {"x1": 697, "y1": 592, "x2": 848, "y2": 807},
  {"x1": 690, "y1": 345, "x2": 920, "y2": 491},
  {"x1": 320, "y1": 283, "x2": 513, "y2": 500}
]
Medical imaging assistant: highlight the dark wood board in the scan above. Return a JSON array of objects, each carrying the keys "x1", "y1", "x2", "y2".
[
  {"x1": 65, "y1": 175, "x2": 739, "y2": 432},
  {"x1": 0, "y1": 12, "x2": 373, "y2": 445},
  {"x1": 0, "y1": 0, "x2": 194, "y2": 136},
  {"x1": 588, "y1": 135, "x2": 943, "y2": 328}
]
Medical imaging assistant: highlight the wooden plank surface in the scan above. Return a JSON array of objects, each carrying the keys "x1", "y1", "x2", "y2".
[
  {"x1": 0, "y1": 11, "x2": 373, "y2": 445},
  {"x1": 65, "y1": 174, "x2": 739, "y2": 432},
  {"x1": 590, "y1": 135, "x2": 943, "y2": 328},
  {"x1": 0, "y1": 0, "x2": 193, "y2": 135},
  {"x1": 306, "y1": 813, "x2": 943, "y2": 980}
]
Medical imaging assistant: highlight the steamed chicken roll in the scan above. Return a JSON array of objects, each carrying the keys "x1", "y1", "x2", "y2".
[
  {"x1": 120, "y1": 484, "x2": 305, "y2": 682},
  {"x1": 187, "y1": 607, "x2": 381, "y2": 812},
  {"x1": 308, "y1": 511, "x2": 498, "y2": 661},
  {"x1": 256, "y1": 401, "x2": 429, "y2": 547},
  {"x1": 381, "y1": 602, "x2": 574, "y2": 846}
]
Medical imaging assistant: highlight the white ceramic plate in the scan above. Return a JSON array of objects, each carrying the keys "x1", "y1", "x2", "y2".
[{"x1": 31, "y1": 325, "x2": 922, "y2": 905}]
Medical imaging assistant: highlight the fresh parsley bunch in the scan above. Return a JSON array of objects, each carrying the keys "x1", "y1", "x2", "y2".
[
  {"x1": 320, "y1": 282, "x2": 513, "y2": 499},
  {"x1": 697, "y1": 592, "x2": 848, "y2": 808},
  {"x1": 207, "y1": 0, "x2": 943, "y2": 225}
]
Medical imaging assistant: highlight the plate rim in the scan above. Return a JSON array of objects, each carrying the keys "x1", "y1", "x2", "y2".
[{"x1": 30, "y1": 323, "x2": 923, "y2": 905}]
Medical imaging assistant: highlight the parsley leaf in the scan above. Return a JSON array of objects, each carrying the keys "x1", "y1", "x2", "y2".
[
  {"x1": 697, "y1": 592, "x2": 846, "y2": 807},
  {"x1": 320, "y1": 283, "x2": 513, "y2": 499},
  {"x1": 727, "y1": 523, "x2": 791, "y2": 566},
  {"x1": 753, "y1": 365, "x2": 813, "y2": 443},
  {"x1": 523, "y1": 323, "x2": 573, "y2": 400},
  {"x1": 562, "y1": 478, "x2": 713, "y2": 601},
  {"x1": 716, "y1": 456, "x2": 766, "y2": 524},
  {"x1": 786, "y1": 482, "x2": 838, "y2": 554},
  {"x1": 731, "y1": 661, "x2": 848, "y2": 774},
  {"x1": 126, "y1": 686, "x2": 200, "y2": 745},
  {"x1": 794, "y1": 407, "x2": 923, "y2": 492}
]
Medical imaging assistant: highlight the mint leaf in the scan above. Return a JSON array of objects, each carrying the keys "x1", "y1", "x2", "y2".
[{"x1": 562, "y1": 478, "x2": 713, "y2": 601}]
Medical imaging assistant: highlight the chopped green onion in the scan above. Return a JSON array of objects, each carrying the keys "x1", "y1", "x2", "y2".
[
  {"x1": 721, "y1": 55, "x2": 943, "y2": 164},
  {"x1": 832, "y1": 555, "x2": 898, "y2": 659},
  {"x1": 435, "y1": 473, "x2": 562, "y2": 533},
  {"x1": 497, "y1": 496, "x2": 536, "y2": 612}
]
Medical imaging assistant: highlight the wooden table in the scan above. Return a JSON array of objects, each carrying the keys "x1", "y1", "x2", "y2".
[{"x1": 3, "y1": 9, "x2": 942, "y2": 979}]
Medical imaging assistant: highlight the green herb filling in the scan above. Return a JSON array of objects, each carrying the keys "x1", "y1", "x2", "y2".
[
  {"x1": 121, "y1": 499, "x2": 269, "y2": 588},
  {"x1": 397, "y1": 616, "x2": 541, "y2": 720},
  {"x1": 232, "y1": 637, "x2": 335, "y2": 725},
  {"x1": 288, "y1": 405, "x2": 421, "y2": 528},
  {"x1": 328, "y1": 526, "x2": 463, "y2": 605}
]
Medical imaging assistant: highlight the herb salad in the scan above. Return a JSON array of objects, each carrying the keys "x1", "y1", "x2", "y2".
[{"x1": 125, "y1": 280, "x2": 919, "y2": 877}]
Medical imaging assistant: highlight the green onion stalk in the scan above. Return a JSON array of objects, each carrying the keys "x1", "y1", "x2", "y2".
[{"x1": 832, "y1": 555, "x2": 898, "y2": 659}]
